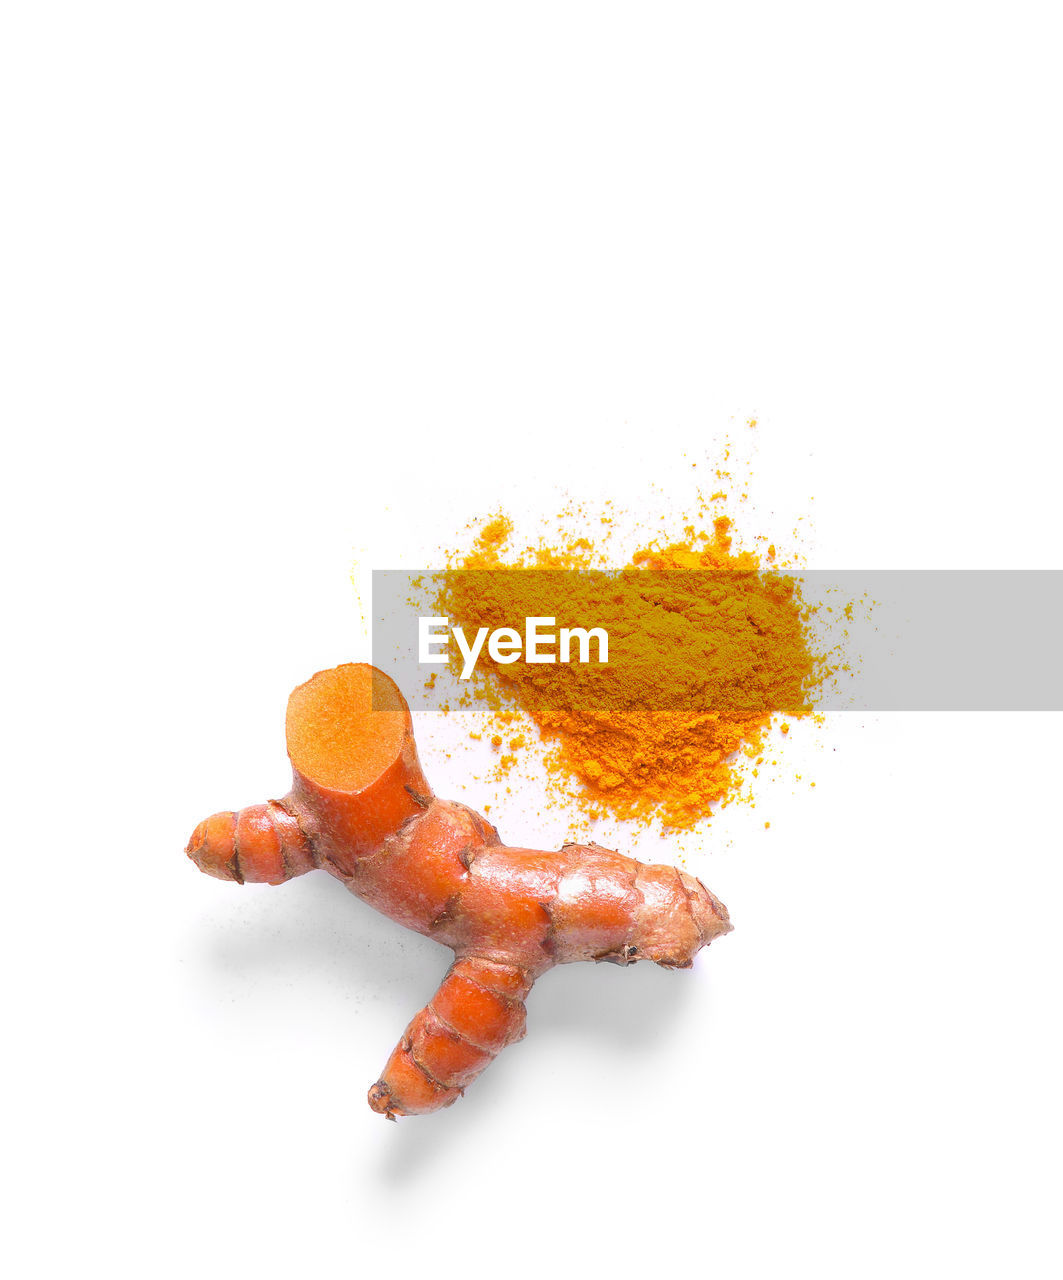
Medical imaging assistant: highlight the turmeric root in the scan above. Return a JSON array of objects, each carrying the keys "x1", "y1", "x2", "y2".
[{"x1": 186, "y1": 664, "x2": 732, "y2": 1119}]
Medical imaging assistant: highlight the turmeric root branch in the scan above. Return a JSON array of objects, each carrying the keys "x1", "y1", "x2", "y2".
[{"x1": 186, "y1": 664, "x2": 731, "y2": 1118}]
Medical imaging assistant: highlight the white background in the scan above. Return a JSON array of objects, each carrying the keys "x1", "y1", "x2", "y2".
[{"x1": 2, "y1": 4, "x2": 1061, "y2": 1278}]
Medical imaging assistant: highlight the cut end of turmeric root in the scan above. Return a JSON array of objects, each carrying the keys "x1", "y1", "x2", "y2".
[
  {"x1": 286, "y1": 663, "x2": 410, "y2": 794},
  {"x1": 186, "y1": 663, "x2": 731, "y2": 1120}
]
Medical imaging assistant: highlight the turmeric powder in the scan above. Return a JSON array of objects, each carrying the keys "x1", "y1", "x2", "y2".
[{"x1": 435, "y1": 509, "x2": 821, "y2": 829}]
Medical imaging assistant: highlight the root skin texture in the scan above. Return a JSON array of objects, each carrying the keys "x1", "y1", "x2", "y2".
[{"x1": 186, "y1": 663, "x2": 732, "y2": 1119}]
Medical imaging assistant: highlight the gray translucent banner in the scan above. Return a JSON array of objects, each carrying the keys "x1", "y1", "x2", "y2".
[{"x1": 372, "y1": 570, "x2": 1063, "y2": 711}]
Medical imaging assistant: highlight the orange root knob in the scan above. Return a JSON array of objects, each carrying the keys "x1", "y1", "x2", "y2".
[
  {"x1": 185, "y1": 802, "x2": 314, "y2": 885},
  {"x1": 367, "y1": 959, "x2": 531, "y2": 1117}
]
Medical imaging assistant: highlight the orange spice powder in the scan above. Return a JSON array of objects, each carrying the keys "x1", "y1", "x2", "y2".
[{"x1": 433, "y1": 498, "x2": 825, "y2": 831}]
